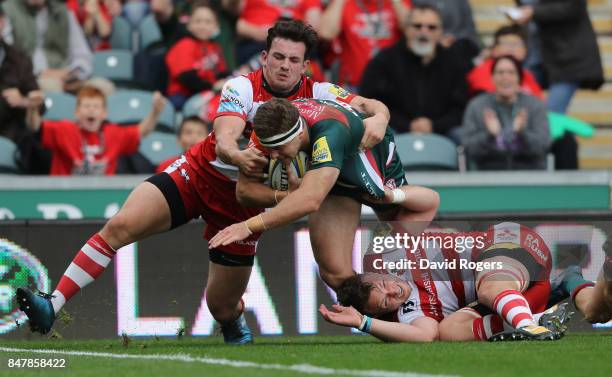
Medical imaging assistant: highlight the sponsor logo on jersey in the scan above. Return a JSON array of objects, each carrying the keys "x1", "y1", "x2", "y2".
[
  {"x1": 495, "y1": 229, "x2": 518, "y2": 242},
  {"x1": 312, "y1": 137, "x2": 332, "y2": 164},
  {"x1": 328, "y1": 85, "x2": 351, "y2": 99}
]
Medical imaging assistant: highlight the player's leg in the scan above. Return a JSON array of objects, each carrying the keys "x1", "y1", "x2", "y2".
[
  {"x1": 309, "y1": 195, "x2": 361, "y2": 290},
  {"x1": 16, "y1": 175, "x2": 177, "y2": 333},
  {"x1": 205, "y1": 256, "x2": 253, "y2": 344}
]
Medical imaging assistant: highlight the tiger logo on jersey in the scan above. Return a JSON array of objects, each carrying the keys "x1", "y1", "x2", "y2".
[{"x1": 312, "y1": 137, "x2": 332, "y2": 164}]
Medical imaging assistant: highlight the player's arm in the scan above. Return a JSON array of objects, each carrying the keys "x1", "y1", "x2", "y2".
[
  {"x1": 210, "y1": 166, "x2": 339, "y2": 248},
  {"x1": 319, "y1": 304, "x2": 438, "y2": 343},
  {"x1": 214, "y1": 115, "x2": 268, "y2": 178},
  {"x1": 138, "y1": 91, "x2": 166, "y2": 137},
  {"x1": 348, "y1": 95, "x2": 390, "y2": 150}
]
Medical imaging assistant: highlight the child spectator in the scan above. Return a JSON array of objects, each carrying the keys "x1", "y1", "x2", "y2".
[
  {"x1": 66, "y1": 0, "x2": 112, "y2": 51},
  {"x1": 25, "y1": 86, "x2": 166, "y2": 175},
  {"x1": 165, "y1": 1, "x2": 229, "y2": 110},
  {"x1": 156, "y1": 115, "x2": 209, "y2": 172}
]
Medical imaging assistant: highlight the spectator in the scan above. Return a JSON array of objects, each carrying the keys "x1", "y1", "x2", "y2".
[
  {"x1": 2, "y1": 0, "x2": 93, "y2": 93},
  {"x1": 467, "y1": 24, "x2": 542, "y2": 98},
  {"x1": 412, "y1": 0, "x2": 479, "y2": 48},
  {"x1": 151, "y1": 0, "x2": 188, "y2": 47},
  {"x1": 0, "y1": 6, "x2": 39, "y2": 142},
  {"x1": 165, "y1": 1, "x2": 230, "y2": 110},
  {"x1": 318, "y1": 0, "x2": 410, "y2": 91},
  {"x1": 461, "y1": 56, "x2": 551, "y2": 170},
  {"x1": 514, "y1": 0, "x2": 604, "y2": 170},
  {"x1": 234, "y1": 0, "x2": 322, "y2": 65},
  {"x1": 24, "y1": 86, "x2": 166, "y2": 175},
  {"x1": 156, "y1": 115, "x2": 209, "y2": 172},
  {"x1": 66, "y1": 0, "x2": 112, "y2": 51},
  {"x1": 359, "y1": 3, "x2": 468, "y2": 142}
]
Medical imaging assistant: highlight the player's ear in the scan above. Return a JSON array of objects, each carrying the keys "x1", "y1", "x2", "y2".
[{"x1": 302, "y1": 59, "x2": 310, "y2": 74}]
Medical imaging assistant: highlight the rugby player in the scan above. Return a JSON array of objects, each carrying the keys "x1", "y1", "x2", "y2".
[
  {"x1": 16, "y1": 20, "x2": 390, "y2": 344},
  {"x1": 210, "y1": 98, "x2": 440, "y2": 291},
  {"x1": 319, "y1": 223, "x2": 568, "y2": 342}
]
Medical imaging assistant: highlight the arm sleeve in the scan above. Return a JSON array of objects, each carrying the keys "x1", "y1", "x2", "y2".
[
  {"x1": 308, "y1": 120, "x2": 351, "y2": 170},
  {"x1": 312, "y1": 82, "x2": 356, "y2": 104},
  {"x1": 515, "y1": 98, "x2": 551, "y2": 157},
  {"x1": 532, "y1": 0, "x2": 585, "y2": 24},
  {"x1": 215, "y1": 76, "x2": 253, "y2": 120},
  {"x1": 40, "y1": 120, "x2": 62, "y2": 150},
  {"x1": 118, "y1": 125, "x2": 141, "y2": 154},
  {"x1": 67, "y1": 12, "x2": 93, "y2": 79}
]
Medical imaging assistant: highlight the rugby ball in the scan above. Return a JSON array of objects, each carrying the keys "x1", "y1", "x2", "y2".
[{"x1": 268, "y1": 151, "x2": 310, "y2": 190}]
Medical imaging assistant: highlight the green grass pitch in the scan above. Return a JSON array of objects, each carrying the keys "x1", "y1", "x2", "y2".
[{"x1": 1, "y1": 333, "x2": 611, "y2": 377}]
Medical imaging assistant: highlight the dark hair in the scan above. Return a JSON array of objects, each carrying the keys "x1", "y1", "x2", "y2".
[
  {"x1": 266, "y1": 19, "x2": 318, "y2": 59},
  {"x1": 493, "y1": 24, "x2": 527, "y2": 47},
  {"x1": 253, "y1": 98, "x2": 300, "y2": 140},
  {"x1": 491, "y1": 55, "x2": 524, "y2": 84},
  {"x1": 178, "y1": 115, "x2": 208, "y2": 136},
  {"x1": 336, "y1": 274, "x2": 374, "y2": 315},
  {"x1": 405, "y1": 3, "x2": 443, "y2": 28}
]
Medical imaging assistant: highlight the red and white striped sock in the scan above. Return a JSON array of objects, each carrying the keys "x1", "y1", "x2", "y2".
[
  {"x1": 472, "y1": 314, "x2": 513, "y2": 341},
  {"x1": 50, "y1": 234, "x2": 116, "y2": 314},
  {"x1": 492, "y1": 289, "x2": 536, "y2": 329}
]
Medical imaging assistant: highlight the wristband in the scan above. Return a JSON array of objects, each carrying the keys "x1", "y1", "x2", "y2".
[
  {"x1": 245, "y1": 214, "x2": 267, "y2": 233},
  {"x1": 391, "y1": 188, "x2": 406, "y2": 204},
  {"x1": 358, "y1": 315, "x2": 373, "y2": 333}
]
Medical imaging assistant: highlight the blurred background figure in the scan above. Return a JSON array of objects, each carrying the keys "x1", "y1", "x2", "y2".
[
  {"x1": 165, "y1": 1, "x2": 229, "y2": 110},
  {"x1": 359, "y1": 3, "x2": 468, "y2": 143},
  {"x1": 318, "y1": 0, "x2": 410, "y2": 91},
  {"x1": 2, "y1": 0, "x2": 93, "y2": 93},
  {"x1": 156, "y1": 115, "x2": 209, "y2": 172},
  {"x1": 467, "y1": 24, "x2": 542, "y2": 99},
  {"x1": 462, "y1": 56, "x2": 551, "y2": 170},
  {"x1": 513, "y1": 0, "x2": 604, "y2": 170},
  {"x1": 66, "y1": 0, "x2": 113, "y2": 51}
]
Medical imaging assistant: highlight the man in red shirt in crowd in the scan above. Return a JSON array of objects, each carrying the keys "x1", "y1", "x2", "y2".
[
  {"x1": 16, "y1": 20, "x2": 389, "y2": 345},
  {"x1": 467, "y1": 24, "x2": 542, "y2": 98},
  {"x1": 25, "y1": 86, "x2": 166, "y2": 175},
  {"x1": 318, "y1": 0, "x2": 411, "y2": 90}
]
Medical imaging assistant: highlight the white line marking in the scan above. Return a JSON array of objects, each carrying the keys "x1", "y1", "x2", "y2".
[{"x1": 0, "y1": 347, "x2": 457, "y2": 377}]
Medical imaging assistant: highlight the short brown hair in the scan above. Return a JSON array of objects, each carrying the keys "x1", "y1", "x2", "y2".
[
  {"x1": 253, "y1": 98, "x2": 300, "y2": 141},
  {"x1": 493, "y1": 24, "x2": 527, "y2": 46},
  {"x1": 336, "y1": 274, "x2": 374, "y2": 315},
  {"x1": 76, "y1": 86, "x2": 106, "y2": 107},
  {"x1": 266, "y1": 20, "x2": 318, "y2": 59}
]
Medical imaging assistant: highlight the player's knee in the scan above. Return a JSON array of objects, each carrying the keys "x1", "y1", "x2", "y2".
[
  {"x1": 319, "y1": 270, "x2": 354, "y2": 291},
  {"x1": 102, "y1": 214, "x2": 136, "y2": 247}
]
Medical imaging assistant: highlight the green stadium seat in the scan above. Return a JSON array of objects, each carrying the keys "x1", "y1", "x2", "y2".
[
  {"x1": 182, "y1": 93, "x2": 207, "y2": 119},
  {"x1": 107, "y1": 89, "x2": 176, "y2": 131},
  {"x1": 43, "y1": 92, "x2": 77, "y2": 121},
  {"x1": 110, "y1": 16, "x2": 132, "y2": 51},
  {"x1": 138, "y1": 14, "x2": 162, "y2": 51},
  {"x1": 394, "y1": 133, "x2": 459, "y2": 171},
  {"x1": 0, "y1": 136, "x2": 19, "y2": 173},
  {"x1": 139, "y1": 131, "x2": 182, "y2": 165},
  {"x1": 93, "y1": 50, "x2": 134, "y2": 82}
]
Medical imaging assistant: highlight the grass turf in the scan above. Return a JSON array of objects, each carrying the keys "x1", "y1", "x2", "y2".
[{"x1": 1, "y1": 333, "x2": 611, "y2": 377}]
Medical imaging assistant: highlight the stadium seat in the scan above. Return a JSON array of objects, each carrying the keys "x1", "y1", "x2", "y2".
[
  {"x1": 182, "y1": 93, "x2": 208, "y2": 119},
  {"x1": 0, "y1": 136, "x2": 19, "y2": 173},
  {"x1": 43, "y1": 92, "x2": 77, "y2": 121},
  {"x1": 138, "y1": 14, "x2": 162, "y2": 51},
  {"x1": 394, "y1": 133, "x2": 459, "y2": 171},
  {"x1": 139, "y1": 131, "x2": 182, "y2": 165},
  {"x1": 110, "y1": 16, "x2": 132, "y2": 51},
  {"x1": 107, "y1": 89, "x2": 176, "y2": 131},
  {"x1": 93, "y1": 50, "x2": 134, "y2": 82}
]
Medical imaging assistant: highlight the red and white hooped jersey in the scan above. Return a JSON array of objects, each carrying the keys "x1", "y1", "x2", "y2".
[
  {"x1": 185, "y1": 69, "x2": 355, "y2": 183},
  {"x1": 363, "y1": 222, "x2": 552, "y2": 324}
]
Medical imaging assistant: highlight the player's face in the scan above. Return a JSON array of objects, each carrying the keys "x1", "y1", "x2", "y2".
[
  {"x1": 268, "y1": 136, "x2": 302, "y2": 162},
  {"x1": 492, "y1": 35, "x2": 527, "y2": 62},
  {"x1": 362, "y1": 274, "x2": 411, "y2": 316},
  {"x1": 76, "y1": 97, "x2": 107, "y2": 133},
  {"x1": 178, "y1": 121, "x2": 208, "y2": 151},
  {"x1": 188, "y1": 7, "x2": 218, "y2": 41},
  {"x1": 261, "y1": 38, "x2": 309, "y2": 93},
  {"x1": 492, "y1": 58, "x2": 520, "y2": 99}
]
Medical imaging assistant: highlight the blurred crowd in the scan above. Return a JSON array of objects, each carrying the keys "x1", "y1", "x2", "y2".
[{"x1": 0, "y1": 0, "x2": 605, "y2": 175}]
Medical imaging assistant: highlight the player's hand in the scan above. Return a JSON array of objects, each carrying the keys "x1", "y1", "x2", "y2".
[
  {"x1": 360, "y1": 115, "x2": 386, "y2": 150},
  {"x1": 284, "y1": 159, "x2": 302, "y2": 192},
  {"x1": 236, "y1": 148, "x2": 268, "y2": 179},
  {"x1": 209, "y1": 222, "x2": 251, "y2": 249},
  {"x1": 319, "y1": 304, "x2": 363, "y2": 328}
]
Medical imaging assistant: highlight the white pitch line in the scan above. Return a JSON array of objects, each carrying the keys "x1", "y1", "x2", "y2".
[{"x1": 0, "y1": 347, "x2": 457, "y2": 377}]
